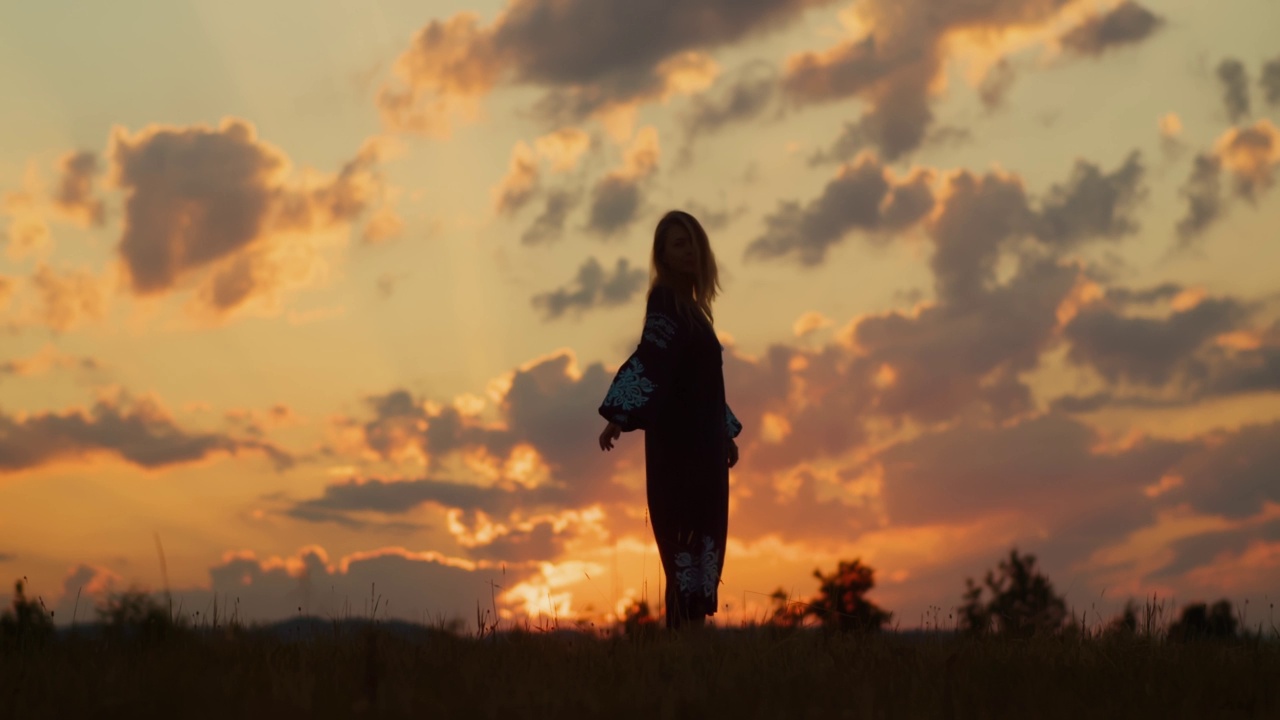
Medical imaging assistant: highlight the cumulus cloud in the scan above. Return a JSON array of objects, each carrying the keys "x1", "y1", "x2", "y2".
[
  {"x1": 1063, "y1": 293, "x2": 1255, "y2": 387},
  {"x1": 328, "y1": 352, "x2": 636, "y2": 511},
  {"x1": 1262, "y1": 55, "x2": 1280, "y2": 106},
  {"x1": 678, "y1": 61, "x2": 779, "y2": 164},
  {"x1": 1216, "y1": 58, "x2": 1250, "y2": 123},
  {"x1": 51, "y1": 151, "x2": 105, "y2": 227},
  {"x1": 586, "y1": 126, "x2": 660, "y2": 237},
  {"x1": 0, "y1": 343, "x2": 100, "y2": 379},
  {"x1": 494, "y1": 128, "x2": 592, "y2": 219},
  {"x1": 493, "y1": 141, "x2": 541, "y2": 215},
  {"x1": 0, "y1": 263, "x2": 112, "y2": 334},
  {"x1": 977, "y1": 58, "x2": 1017, "y2": 111},
  {"x1": 868, "y1": 411, "x2": 1185, "y2": 527},
  {"x1": 1034, "y1": 151, "x2": 1145, "y2": 248},
  {"x1": 521, "y1": 190, "x2": 581, "y2": 245},
  {"x1": 378, "y1": 0, "x2": 834, "y2": 135},
  {"x1": 108, "y1": 119, "x2": 394, "y2": 317},
  {"x1": 745, "y1": 152, "x2": 937, "y2": 265},
  {"x1": 1059, "y1": 1, "x2": 1164, "y2": 57},
  {"x1": 531, "y1": 256, "x2": 647, "y2": 320},
  {"x1": 2, "y1": 165, "x2": 51, "y2": 261},
  {"x1": 0, "y1": 392, "x2": 292, "y2": 475},
  {"x1": 1176, "y1": 120, "x2": 1280, "y2": 243},
  {"x1": 782, "y1": 0, "x2": 1163, "y2": 161},
  {"x1": 751, "y1": 148, "x2": 1146, "y2": 273},
  {"x1": 30, "y1": 263, "x2": 107, "y2": 333}
]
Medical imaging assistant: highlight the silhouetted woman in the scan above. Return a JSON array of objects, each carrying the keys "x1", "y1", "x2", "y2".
[{"x1": 597, "y1": 210, "x2": 742, "y2": 630}]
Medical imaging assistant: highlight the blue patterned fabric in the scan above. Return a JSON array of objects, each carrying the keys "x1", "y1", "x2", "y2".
[{"x1": 725, "y1": 404, "x2": 742, "y2": 439}]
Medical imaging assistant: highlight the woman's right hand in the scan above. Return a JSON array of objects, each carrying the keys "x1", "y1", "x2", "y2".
[{"x1": 599, "y1": 421, "x2": 622, "y2": 451}]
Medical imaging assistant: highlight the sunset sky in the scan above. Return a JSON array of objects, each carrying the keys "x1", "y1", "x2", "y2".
[{"x1": 2, "y1": 0, "x2": 1279, "y2": 631}]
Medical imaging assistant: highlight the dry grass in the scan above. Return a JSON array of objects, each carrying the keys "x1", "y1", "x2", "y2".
[{"x1": 3, "y1": 618, "x2": 1277, "y2": 719}]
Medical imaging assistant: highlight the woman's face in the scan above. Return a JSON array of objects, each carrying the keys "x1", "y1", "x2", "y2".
[{"x1": 662, "y1": 223, "x2": 698, "y2": 276}]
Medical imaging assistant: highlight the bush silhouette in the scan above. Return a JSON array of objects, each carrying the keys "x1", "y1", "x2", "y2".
[
  {"x1": 960, "y1": 548, "x2": 1068, "y2": 638},
  {"x1": 0, "y1": 580, "x2": 55, "y2": 647},
  {"x1": 1166, "y1": 599, "x2": 1238, "y2": 642},
  {"x1": 622, "y1": 599, "x2": 657, "y2": 636},
  {"x1": 802, "y1": 559, "x2": 893, "y2": 633},
  {"x1": 96, "y1": 588, "x2": 185, "y2": 642}
]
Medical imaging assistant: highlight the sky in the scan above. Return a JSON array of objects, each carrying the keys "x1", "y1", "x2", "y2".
[{"x1": 1, "y1": 0, "x2": 1279, "y2": 631}]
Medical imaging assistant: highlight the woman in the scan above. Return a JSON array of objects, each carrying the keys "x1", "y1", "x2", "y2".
[{"x1": 597, "y1": 209, "x2": 743, "y2": 630}]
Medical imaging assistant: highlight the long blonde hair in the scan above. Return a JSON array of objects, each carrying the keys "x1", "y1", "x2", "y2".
[{"x1": 650, "y1": 210, "x2": 720, "y2": 326}]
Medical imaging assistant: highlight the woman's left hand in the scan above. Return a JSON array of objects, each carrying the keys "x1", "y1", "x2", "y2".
[{"x1": 726, "y1": 438, "x2": 739, "y2": 469}]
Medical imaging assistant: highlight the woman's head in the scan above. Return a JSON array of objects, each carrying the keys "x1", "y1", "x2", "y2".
[{"x1": 651, "y1": 210, "x2": 720, "y2": 320}]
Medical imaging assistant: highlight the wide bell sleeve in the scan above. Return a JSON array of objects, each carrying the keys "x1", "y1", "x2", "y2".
[
  {"x1": 724, "y1": 403, "x2": 743, "y2": 440},
  {"x1": 598, "y1": 286, "x2": 683, "y2": 432}
]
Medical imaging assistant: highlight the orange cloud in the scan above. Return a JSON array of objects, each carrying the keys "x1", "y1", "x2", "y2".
[
  {"x1": 1216, "y1": 119, "x2": 1280, "y2": 198},
  {"x1": 2, "y1": 163, "x2": 51, "y2": 262},
  {"x1": 51, "y1": 150, "x2": 105, "y2": 227},
  {"x1": 0, "y1": 343, "x2": 99, "y2": 378},
  {"x1": 793, "y1": 310, "x2": 834, "y2": 338},
  {"x1": 492, "y1": 141, "x2": 540, "y2": 215}
]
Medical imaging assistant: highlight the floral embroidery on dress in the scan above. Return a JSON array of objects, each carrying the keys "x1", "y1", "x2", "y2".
[
  {"x1": 642, "y1": 312, "x2": 678, "y2": 349},
  {"x1": 603, "y1": 357, "x2": 656, "y2": 411},
  {"x1": 674, "y1": 535, "x2": 720, "y2": 598}
]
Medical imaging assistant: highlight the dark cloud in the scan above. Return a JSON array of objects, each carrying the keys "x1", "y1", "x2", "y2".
[
  {"x1": 745, "y1": 154, "x2": 936, "y2": 265},
  {"x1": 927, "y1": 170, "x2": 1033, "y2": 302},
  {"x1": 1151, "y1": 516, "x2": 1280, "y2": 582},
  {"x1": 0, "y1": 395, "x2": 292, "y2": 474},
  {"x1": 52, "y1": 151, "x2": 105, "y2": 227},
  {"x1": 109, "y1": 120, "x2": 389, "y2": 314},
  {"x1": 871, "y1": 411, "x2": 1185, "y2": 527},
  {"x1": 754, "y1": 148, "x2": 1144, "y2": 294},
  {"x1": 1175, "y1": 153, "x2": 1223, "y2": 244},
  {"x1": 1168, "y1": 420, "x2": 1280, "y2": 520},
  {"x1": 521, "y1": 189, "x2": 579, "y2": 245},
  {"x1": 1063, "y1": 296, "x2": 1254, "y2": 387},
  {"x1": 1262, "y1": 56, "x2": 1280, "y2": 106},
  {"x1": 0, "y1": 552, "x2": 13, "y2": 563},
  {"x1": 583, "y1": 127, "x2": 660, "y2": 238},
  {"x1": 532, "y1": 257, "x2": 647, "y2": 321},
  {"x1": 781, "y1": 0, "x2": 1117, "y2": 161},
  {"x1": 1175, "y1": 121, "x2": 1280, "y2": 243},
  {"x1": 1216, "y1": 58, "x2": 1250, "y2": 123},
  {"x1": 978, "y1": 58, "x2": 1016, "y2": 110},
  {"x1": 381, "y1": 0, "x2": 838, "y2": 131},
  {"x1": 678, "y1": 61, "x2": 779, "y2": 164},
  {"x1": 332, "y1": 352, "x2": 638, "y2": 512},
  {"x1": 1059, "y1": 2, "x2": 1164, "y2": 57},
  {"x1": 586, "y1": 175, "x2": 643, "y2": 236},
  {"x1": 1034, "y1": 151, "x2": 1145, "y2": 248}
]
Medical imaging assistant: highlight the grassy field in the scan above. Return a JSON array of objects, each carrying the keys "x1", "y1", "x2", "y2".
[{"x1": 3, "y1": 620, "x2": 1277, "y2": 719}]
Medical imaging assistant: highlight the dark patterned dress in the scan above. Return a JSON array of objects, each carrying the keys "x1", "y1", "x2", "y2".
[{"x1": 598, "y1": 282, "x2": 743, "y2": 628}]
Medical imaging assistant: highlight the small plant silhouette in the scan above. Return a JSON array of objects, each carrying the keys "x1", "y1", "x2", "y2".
[{"x1": 0, "y1": 579, "x2": 55, "y2": 648}]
